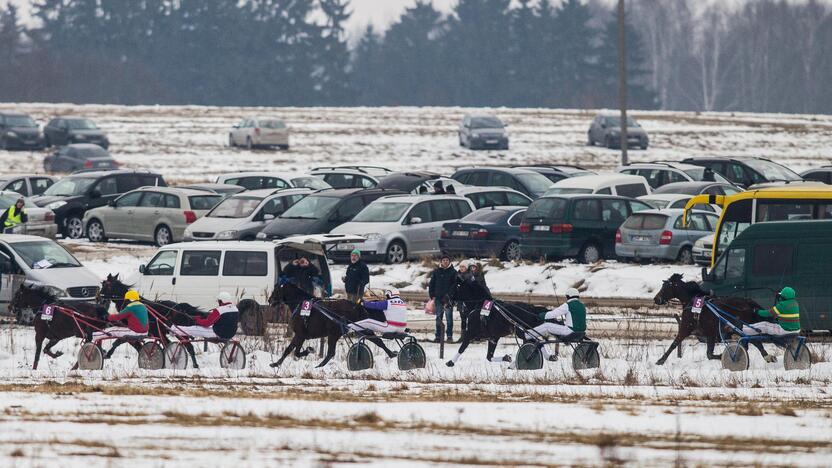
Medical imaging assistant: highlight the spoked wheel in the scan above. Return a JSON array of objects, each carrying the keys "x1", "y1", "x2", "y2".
[
  {"x1": 138, "y1": 342, "x2": 165, "y2": 370},
  {"x1": 397, "y1": 341, "x2": 426, "y2": 370},
  {"x1": 572, "y1": 342, "x2": 601, "y2": 370},
  {"x1": 220, "y1": 342, "x2": 246, "y2": 370},
  {"x1": 784, "y1": 342, "x2": 811, "y2": 371},
  {"x1": 516, "y1": 343, "x2": 543, "y2": 370},
  {"x1": 165, "y1": 342, "x2": 189, "y2": 370},
  {"x1": 503, "y1": 240, "x2": 521, "y2": 261},
  {"x1": 721, "y1": 343, "x2": 749, "y2": 372},
  {"x1": 77, "y1": 343, "x2": 104, "y2": 370},
  {"x1": 66, "y1": 216, "x2": 84, "y2": 239},
  {"x1": 347, "y1": 342, "x2": 374, "y2": 371}
]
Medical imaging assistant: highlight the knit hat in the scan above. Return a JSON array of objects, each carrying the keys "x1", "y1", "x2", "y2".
[{"x1": 351, "y1": 249, "x2": 361, "y2": 257}]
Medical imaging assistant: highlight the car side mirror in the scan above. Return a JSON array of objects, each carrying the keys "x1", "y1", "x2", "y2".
[
  {"x1": 264, "y1": 213, "x2": 275, "y2": 221},
  {"x1": 90, "y1": 189, "x2": 101, "y2": 199},
  {"x1": 107, "y1": 199, "x2": 116, "y2": 207},
  {"x1": 139, "y1": 264, "x2": 146, "y2": 274},
  {"x1": 409, "y1": 217, "x2": 422, "y2": 225}
]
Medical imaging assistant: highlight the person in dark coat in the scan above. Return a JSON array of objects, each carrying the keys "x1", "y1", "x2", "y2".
[
  {"x1": 283, "y1": 256, "x2": 320, "y2": 296},
  {"x1": 433, "y1": 180, "x2": 445, "y2": 194},
  {"x1": 343, "y1": 249, "x2": 370, "y2": 303},
  {"x1": 428, "y1": 253, "x2": 457, "y2": 342}
]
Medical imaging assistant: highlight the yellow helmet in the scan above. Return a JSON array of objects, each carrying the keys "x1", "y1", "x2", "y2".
[{"x1": 124, "y1": 290, "x2": 140, "y2": 302}]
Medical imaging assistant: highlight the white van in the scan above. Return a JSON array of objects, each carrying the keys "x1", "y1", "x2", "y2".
[
  {"x1": 0, "y1": 235, "x2": 101, "y2": 321},
  {"x1": 544, "y1": 174, "x2": 651, "y2": 198},
  {"x1": 131, "y1": 235, "x2": 363, "y2": 310}
]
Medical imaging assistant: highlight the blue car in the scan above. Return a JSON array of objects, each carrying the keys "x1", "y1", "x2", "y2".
[{"x1": 438, "y1": 206, "x2": 526, "y2": 261}]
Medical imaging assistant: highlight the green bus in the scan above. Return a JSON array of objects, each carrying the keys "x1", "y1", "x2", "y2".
[{"x1": 701, "y1": 220, "x2": 832, "y2": 332}]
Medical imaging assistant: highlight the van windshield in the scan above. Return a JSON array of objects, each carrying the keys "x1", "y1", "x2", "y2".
[
  {"x1": 43, "y1": 177, "x2": 96, "y2": 197},
  {"x1": 208, "y1": 196, "x2": 262, "y2": 218},
  {"x1": 280, "y1": 196, "x2": 340, "y2": 220},
  {"x1": 515, "y1": 173, "x2": 554, "y2": 197},
  {"x1": 352, "y1": 202, "x2": 410, "y2": 222},
  {"x1": 546, "y1": 188, "x2": 593, "y2": 195},
  {"x1": 525, "y1": 198, "x2": 567, "y2": 219},
  {"x1": 12, "y1": 241, "x2": 81, "y2": 269}
]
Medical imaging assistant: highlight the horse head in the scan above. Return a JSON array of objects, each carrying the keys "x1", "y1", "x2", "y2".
[
  {"x1": 12, "y1": 283, "x2": 58, "y2": 312},
  {"x1": 272, "y1": 281, "x2": 313, "y2": 307},
  {"x1": 454, "y1": 277, "x2": 492, "y2": 304},
  {"x1": 654, "y1": 273, "x2": 689, "y2": 305}
]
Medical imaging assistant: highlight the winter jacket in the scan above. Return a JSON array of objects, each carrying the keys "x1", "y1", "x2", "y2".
[
  {"x1": 429, "y1": 266, "x2": 457, "y2": 300},
  {"x1": 344, "y1": 260, "x2": 370, "y2": 295}
]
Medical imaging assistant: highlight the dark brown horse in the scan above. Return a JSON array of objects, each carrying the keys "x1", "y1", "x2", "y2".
[
  {"x1": 653, "y1": 273, "x2": 771, "y2": 364},
  {"x1": 11, "y1": 284, "x2": 109, "y2": 370},
  {"x1": 268, "y1": 283, "x2": 397, "y2": 368}
]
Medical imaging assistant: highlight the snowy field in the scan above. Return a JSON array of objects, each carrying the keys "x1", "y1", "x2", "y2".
[{"x1": 1, "y1": 103, "x2": 832, "y2": 465}]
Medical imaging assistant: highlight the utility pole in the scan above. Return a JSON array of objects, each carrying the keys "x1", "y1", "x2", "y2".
[{"x1": 617, "y1": 0, "x2": 629, "y2": 165}]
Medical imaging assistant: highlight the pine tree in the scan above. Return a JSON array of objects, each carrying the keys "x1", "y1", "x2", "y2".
[
  {"x1": 551, "y1": 0, "x2": 598, "y2": 108},
  {"x1": 351, "y1": 25, "x2": 385, "y2": 105},
  {"x1": 595, "y1": 11, "x2": 657, "y2": 109},
  {"x1": 316, "y1": 0, "x2": 354, "y2": 105}
]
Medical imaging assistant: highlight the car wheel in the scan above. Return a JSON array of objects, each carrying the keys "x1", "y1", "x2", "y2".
[
  {"x1": 502, "y1": 240, "x2": 521, "y2": 261},
  {"x1": 587, "y1": 133, "x2": 593, "y2": 146},
  {"x1": 44, "y1": 135, "x2": 51, "y2": 148},
  {"x1": 65, "y1": 216, "x2": 84, "y2": 239},
  {"x1": 228, "y1": 134, "x2": 235, "y2": 147},
  {"x1": 0, "y1": 137, "x2": 6, "y2": 151},
  {"x1": 578, "y1": 242, "x2": 601, "y2": 264},
  {"x1": 385, "y1": 241, "x2": 406, "y2": 264},
  {"x1": 155, "y1": 225, "x2": 172, "y2": 247},
  {"x1": 640, "y1": 141, "x2": 648, "y2": 150},
  {"x1": 605, "y1": 136, "x2": 616, "y2": 149},
  {"x1": 86, "y1": 219, "x2": 107, "y2": 242},
  {"x1": 677, "y1": 246, "x2": 693, "y2": 265},
  {"x1": 246, "y1": 137, "x2": 253, "y2": 150}
]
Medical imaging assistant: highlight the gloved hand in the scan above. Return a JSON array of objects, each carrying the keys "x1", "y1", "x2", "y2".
[{"x1": 538, "y1": 312, "x2": 547, "y2": 320}]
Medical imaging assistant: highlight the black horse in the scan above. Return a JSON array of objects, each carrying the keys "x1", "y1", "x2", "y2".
[
  {"x1": 11, "y1": 283, "x2": 109, "y2": 370},
  {"x1": 268, "y1": 282, "x2": 398, "y2": 368},
  {"x1": 653, "y1": 273, "x2": 771, "y2": 365},
  {"x1": 446, "y1": 278, "x2": 548, "y2": 367}
]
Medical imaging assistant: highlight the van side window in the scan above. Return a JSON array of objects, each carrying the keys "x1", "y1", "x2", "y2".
[
  {"x1": 145, "y1": 250, "x2": 177, "y2": 276},
  {"x1": 180, "y1": 250, "x2": 221, "y2": 276},
  {"x1": 597, "y1": 187, "x2": 612, "y2": 195},
  {"x1": 617, "y1": 183, "x2": 648, "y2": 198},
  {"x1": 601, "y1": 199, "x2": 628, "y2": 224},
  {"x1": 430, "y1": 200, "x2": 458, "y2": 221},
  {"x1": 406, "y1": 202, "x2": 432, "y2": 223},
  {"x1": 573, "y1": 199, "x2": 601, "y2": 220},
  {"x1": 715, "y1": 248, "x2": 745, "y2": 282},
  {"x1": 752, "y1": 244, "x2": 793, "y2": 277},
  {"x1": 223, "y1": 251, "x2": 268, "y2": 276}
]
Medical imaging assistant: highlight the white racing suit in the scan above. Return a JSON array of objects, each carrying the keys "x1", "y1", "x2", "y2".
[
  {"x1": 174, "y1": 303, "x2": 240, "y2": 339},
  {"x1": 524, "y1": 299, "x2": 585, "y2": 360},
  {"x1": 348, "y1": 297, "x2": 408, "y2": 334}
]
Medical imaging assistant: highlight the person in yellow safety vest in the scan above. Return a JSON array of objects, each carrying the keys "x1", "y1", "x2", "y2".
[{"x1": 0, "y1": 198, "x2": 27, "y2": 233}]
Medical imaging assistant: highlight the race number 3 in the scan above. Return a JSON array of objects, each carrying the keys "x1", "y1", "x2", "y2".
[{"x1": 300, "y1": 301, "x2": 312, "y2": 317}]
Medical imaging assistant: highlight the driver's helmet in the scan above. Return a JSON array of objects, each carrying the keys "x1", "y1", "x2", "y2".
[
  {"x1": 385, "y1": 288, "x2": 400, "y2": 299},
  {"x1": 778, "y1": 286, "x2": 796, "y2": 301},
  {"x1": 217, "y1": 291, "x2": 233, "y2": 304},
  {"x1": 124, "y1": 290, "x2": 140, "y2": 302}
]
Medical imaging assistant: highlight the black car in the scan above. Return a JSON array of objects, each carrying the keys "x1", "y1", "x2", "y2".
[
  {"x1": 652, "y1": 181, "x2": 743, "y2": 196},
  {"x1": 451, "y1": 167, "x2": 554, "y2": 198},
  {"x1": 375, "y1": 171, "x2": 441, "y2": 193},
  {"x1": 43, "y1": 144, "x2": 119, "y2": 173},
  {"x1": 681, "y1": 156, "x2": 803, "y2": 188},
  {"x1": 800, "y1": 167, "x2": 832, "y2": 184},
  {"x1": 439, "y1": 206, "x2": 526, "y2": 261},
  {"x1": 257, "y1": 188, "x2": 405, "y2": 240},
  {"x1": 44, "y1": 116, "x2": 109, "y2": 149},
  {"x1": 587, "y1": 113, "x2": 649, "y2": 149},
  {"x1": 515, "y1": 165, "x2": 595, "y2": 183},
  {"x1": 0, "y1": 112, "x2": 45, "y2": 151},
  {"x1": 32, "y1": 170, "x2": 167, "y2": 238}
]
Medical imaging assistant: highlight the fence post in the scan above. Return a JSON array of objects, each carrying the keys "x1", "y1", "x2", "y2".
[{"x1": 439, "y1": 322, "x2": 445, "y2": 359}]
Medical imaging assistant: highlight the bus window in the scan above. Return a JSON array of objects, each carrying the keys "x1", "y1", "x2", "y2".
[
  {"x1": 752, "y1": 244, "x2": 793, "y2": 277},
  {"x1": 715, "y1": 199, "x2": 751, "y2": 251},
  {"x1": 756, "y1": 201, "x2": 814, "y2": 222}
]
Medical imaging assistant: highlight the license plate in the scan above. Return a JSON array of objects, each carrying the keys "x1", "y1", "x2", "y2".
[
  {"x1": 337, "y1": 243, "x2": 356, "y2": 251},
  {"x1": 300, "y1": 300, "x2": 312, "y2": 317},
  {"x1": 41, "y1": 304, "x2": 54, "y2": 321},
  {"x1": 486, "y1": 139, "x2": 498, "y2": 144},
  {"x1": 691, "y1": 296, "x2": 704, "y2": 314},
  {"x1": 533, "y1": 225, "x2": 549, "y2": 231},
  {"x1": 634, "y1": 235, "x2": 649, "y2": 242},
  {"x1": 480, "y1": 300, "x2": 493, "y2": 317},
  {"x1": 452, "y1": 230, "x2": 468, "y2": 237}
]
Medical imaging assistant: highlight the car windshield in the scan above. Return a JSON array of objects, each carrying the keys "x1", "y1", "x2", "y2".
[
  {"x1": 653, "y1": 184, "x2": 700, "y2": 195},
  {"x1": 291, "y1": 177, "x2": 330, "y2": 190},
  {"x1": 524, "y1": 198, "x2": 567, "y2": 219},
  {"x1": 260, "y1": 120, "x2": 286, "y2": 129},
  {"x1": 623, "y1": 214, "x2": 668, "y2": 230},
  {"x1": 683, "y1": 167, "x2": 730, "y2": 183},
  {"x1": 461, "y1": 209, "x2": 510, "y2": 223},
  {"x1": 352, "y1": 202, "x2": 411, "y2": 222},
  {"x1": 188, "y1": 195, "x2": 222, "y2": 210},
  {"x1": 743, "y1": 159, "x2": 802, "y2": 181},
  {"x1": 279, "y1": 195, "x2": 340, "y2": 220},
  {"x1": 6, "y1": 116, "x2": 36, "y2": 127},
  {"x1": 546, "y1": 188, "x2": 593, "y2": 195},
  {"x1": 606, "y1": 116, "x2": 639, "y2": 127},
  {"x1": 77, "y1": 146, "x2": 109, "y2": 158},
  {"x1": 12, "y1": 241, "x2": 81, "y2": 269},
  {"x1": 66, "y1": 119, "x2": 98, "y2": 130},
  {"x1": 470, "y1": 117, "x2": 504, "y2": 129},
  {"x1": 43, "y1": 177, "x2": 95, "y2": 196},
  {"x1": 207, "y1": 196, "x2": 262, "y2": 218},
  {"x1": 515, "y1": 173, "x2": 554, "y2": 196}
]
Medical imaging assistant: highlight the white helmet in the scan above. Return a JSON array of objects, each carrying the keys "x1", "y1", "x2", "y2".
[
  {"x1": 565, "y1": 288, "x2": 580, "y2": 299},
  {"x1": 385, "y1": 288, "x2": 400, "y2": 299},
  {"x1": 217, "y1": 292, "x2": 233, "y2": 304}
]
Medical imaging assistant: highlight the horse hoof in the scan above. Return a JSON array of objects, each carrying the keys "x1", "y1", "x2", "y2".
[
  {"x1": 502, "y1": 355, "x2": 512, "y2": 363},
  {"x1": 54, "y1": 351, "x2": 64, "y2": 358},
  {"x1": 655, "y1": 360, "x2": 665, "y2": 366},
  {"x1": 388, "y1": 352, "x2": 398, "y2": 358},
  {"x1": 548, "y1": 356, "x2": 558, "y2": 362},
  {"x1": 269, "y1": 362, "x2": 280, "y2": 368},
  {"x1": 446, "y1": 361, "x2": 454, "y2": 367}
]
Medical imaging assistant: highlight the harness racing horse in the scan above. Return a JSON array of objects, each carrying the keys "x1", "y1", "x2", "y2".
[
  {"x1": 11, "y1": 283, "x2": 109, "y2": 370},
  {"x1": 446, "y1": 278, "x2": 547, "y2": 367},
  {"x1": 653, "y1": 273, "x2": 771, "y2": 365},
  {"x1": 268, "y1": 282, "x2": 398, "y2": 368}
]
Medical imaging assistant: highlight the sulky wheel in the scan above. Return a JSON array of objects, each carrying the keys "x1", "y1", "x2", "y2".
[
  {"x1": 77, "y1": 343, "x2": 104, "y2": 370},
  {"x1": 138, "y1": 342, "x2": 165, "y2": 370},
  {"x1": 220, "y1": 342, "x2": 246, "y2": 370},
  {"x1": 347, "y1": 342, "x2": 374, "y2": 371},
  {"x1": 784, "y1": 342, "x2": 811, "y2": 371},
  {"x1": 721, "y1": 343, "x2": 749, "y2": 372},
  {"x1": 397, "y1": 342, "x2": 426, "y2": 370},
  {"x1": 164, "y1": 342, "x2": 189, "y2": 370},
  {"x1": 516, "y1": 343, "x2": 544, "y2": 370},
  {"x1": 572, "y1": 342, "x2": 601, "y2": 370}
]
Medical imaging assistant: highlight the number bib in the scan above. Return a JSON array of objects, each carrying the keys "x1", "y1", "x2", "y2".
[
  {"x1": 691, "y1": 296, "x2": 704, "y2": 315},
  {"x1": 480, "y1": 300, "x2": 493, "y2": 317},
  {"x1": 300, "y1": 301, "x2": 312, "y2": 317},
  {"x1": 41, "y1": 304, "x2": 54, "y2": 321}
]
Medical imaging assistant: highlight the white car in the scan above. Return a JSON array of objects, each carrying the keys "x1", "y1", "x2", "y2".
[
  {"x1": 637, "y1": 193, "x2": 720, "y2": 214},
  {"x1": 0, "y1": 235, "x2": 101, "y2": 322},
  {"x1": 228, "y1": 117, "x2": 289, "y2": 150},
  {"x1": 215, "y1": 172, "x2": 330, "y2": 191},
  {"x1": 0, "y1": 191, "x2": 58, "y2": 238},
  {"x1": 330, "y1": 194, "x2": 476, "y2": 263},
  {"x1": 544, "y1": 174, "x2": 651, "y2": 198}
]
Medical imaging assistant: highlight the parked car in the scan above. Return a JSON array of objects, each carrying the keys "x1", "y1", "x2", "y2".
[
  {"x1": 228, "y1": 117, "x2": 289, "y2": 150},
  {"x1": 0, "y1": 174, "x2": 56, "y2": 197},
  {"x1": 32, "y1": 170, "x2": 167, "y2": 239},
  {"x1": 0, "y1": 112, "x2": 45, "y2": 151},
  {"x1": 439, "y1": 206, "x2": 526, "y2": 261},
  {"x1": 692, "y1": 234, "x2": 718, "y2": 266},
  {"x1": 375, "y1": 171, "x2": 442, "y2": 193},
  {"x1": 177, "y1": 183, "x2": 246, "y2": 198},
  {"x1": 637, "y1": 194, "x2": 719, "y2": 213},
  {"x1": 216, "y1": 172, "x2": 329, "y2": 191},
  {"x1": 618, "y1": 162, "x2": 731, "y2": 189},
  {"x1": 615, "y1": 209, "x2": 719, "y2": 264},
  {"x1": 184, "y1": 188, "x2": 310, "y2": 241},
  {"x1": 83, "y1": 187, "x2": 222, "y2": 246},
  {"x1": 587, "y1": 113, "x2": 648, "y2": 149},
  {"x1": 800, "y1": 167, "x2": 832, "y2": 184},
  {"x1": 309, "y1": 167, "x2": 379, "y2": 189},
  {"x1": 256, "y1": 188, "x2": 404, "y2": 241},
  {"x1": 451, "y1": 167, "x2": 554, "y2": 198},
  {"x1": 516, "y1": 165, "x2": 595, "y2": 183},
  {"x1": 0, "y1": 191, "x2": 57, "y2": 238},
  {"x1": 519, "y1": 194, "x2": 652, "y2": 263},
  {"x1": 544, "y1": 174, "x2": 651, "y2": 198},
  {"x1": 458, "y1": 114, "x2": 509, "y2": 150},
  {"x1": 454, "y1": 186, "x2": 532, "y2": 209},
  {"x1": 330, "y1": 194, "x2": 476, "y2": 263},
  {"x1": 0, "y1": 235, "x2": 101, "y2": 322},
  {"x1": 43, "y1": 144, "x2": 119, "y2": 173},
  {"x1": 43, "y1": 117, "x2": 109, "y2": 149},
  {"x1": 652, "y1": 181, "x2": 742, "y2": 196},
  {"x1": 680, "y1": 156, "x2": 803, "y2": 188},
  {"x1": 312, "y1": 165, "x2": 393, "y2": 179}
]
